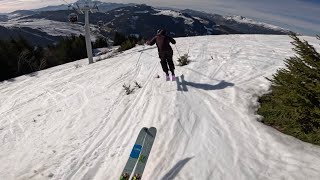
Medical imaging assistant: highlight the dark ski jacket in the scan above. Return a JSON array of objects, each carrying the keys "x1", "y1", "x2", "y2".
[{"x1": 147, "y1": 29, "x2": 176, "y2": 56}]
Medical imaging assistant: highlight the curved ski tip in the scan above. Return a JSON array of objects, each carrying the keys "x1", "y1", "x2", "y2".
[{"x1": 148, "y1": 127, "x2": 157, "y2": 135}]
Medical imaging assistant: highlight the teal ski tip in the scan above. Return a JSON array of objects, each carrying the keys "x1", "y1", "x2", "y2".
[
  {"x1": 131, "y1": 127, "x2": 157, "y2": 179},
  {"x1": 120, "y1": 127, "x2": 148, "y2": 180}
]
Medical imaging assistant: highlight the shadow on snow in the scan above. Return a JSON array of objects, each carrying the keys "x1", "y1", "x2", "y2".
[
  {"x1": 161, "y1": 157, "x2": 194, "y2": 180},
  {"x1": 176, "y1": 74, "x2": 234, "y2": 91}
]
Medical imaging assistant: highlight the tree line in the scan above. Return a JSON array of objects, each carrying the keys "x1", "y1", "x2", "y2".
[
  {"x1": 113, "y1": 32, "x2": 145, "y2": 51},
  {"x1": 0, "y1": 35, "x2": 108, "y2": 82}
]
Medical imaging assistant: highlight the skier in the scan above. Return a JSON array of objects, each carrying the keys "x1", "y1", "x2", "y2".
[{"x1": 146, "y1": 29, "x2": 176, "y2": 81}]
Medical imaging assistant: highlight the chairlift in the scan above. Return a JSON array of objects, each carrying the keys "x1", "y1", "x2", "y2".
[
  {"x1": 97, "y1": 20, "x2": 104, "y2": 27},
  {"x1": 68, "y1": 13, "x2": 78, "y2": 23},
  {"x1": 63, "y1": 0, "x2": 100, "y2": 64}
]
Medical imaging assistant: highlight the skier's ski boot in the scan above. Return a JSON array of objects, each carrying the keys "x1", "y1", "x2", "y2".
[
  {"x1": 166, "y1": 75, "x2": 170, "y2": 81},
  {"x1": 132, "y1": 173, "x2": 141, "y2": 180},
  {"x1": 171, "y1": 75, "x2": 176, "y2": 81}
]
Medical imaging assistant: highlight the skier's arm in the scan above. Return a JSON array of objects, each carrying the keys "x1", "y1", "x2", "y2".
[
  {"x1": 169, "y1": 37, "x2": 176, "y2": 44},
  {"x1": 147, "y1": 36, "x2": 157, "y2": 46}
]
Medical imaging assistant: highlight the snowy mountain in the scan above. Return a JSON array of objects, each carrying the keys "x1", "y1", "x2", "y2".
[
  {"x1": 0, "y1": 5, "x2": 293, "y2": 46},
  {"x1": 33, "y1": 2, "x2": 135, "y2": 12},
  {"x1": 0, "y1": 10, "x2": 101, "y2": 46},
  {"x1": 99, "y1": 5, "x2": 238, "y2": 38},
  {"x1": 32, "y1": 4, "x2": 71, "y2": 12},
  {"x1": 1, "y1": 35, "x2": 320, "y2": 180},
  {"x1": 0, "y1": 25, "x2": 63, "y2": 46},
  {"x1": 182, "y1": 9, "x2": 292, "y2": 35},
  {"x1": 8, "y1": 10, "x2": 36, "y2": 17},
  {"x1": 0, "y1": 15, "x2": 8, "y2": 22}
]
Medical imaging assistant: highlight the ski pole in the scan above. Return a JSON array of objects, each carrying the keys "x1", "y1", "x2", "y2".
[
  {"x1": 135, "y1": 45, "x2": 145, "y2": 66},
  {"x1": 174, "y1": 44, "x2": 181, "y2": 57},
  {"x1": 129, "y1": 45, "x2": 145, "y2": 87}
]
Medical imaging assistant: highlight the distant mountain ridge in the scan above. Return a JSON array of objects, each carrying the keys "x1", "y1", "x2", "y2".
[
  {"x1": 33, "y1": 2, "x2": 135, "y2": 12},
  {"x1": 181, "y1": 9, "x2": 291, "y2": 35},
  {"x1": 0, "y1": 4, "x2": 292, "y2": 46}
]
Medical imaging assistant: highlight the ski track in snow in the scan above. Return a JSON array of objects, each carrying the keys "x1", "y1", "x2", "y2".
[{"x1": 0, "y1": 35, "x2": 320, "y2": 180}]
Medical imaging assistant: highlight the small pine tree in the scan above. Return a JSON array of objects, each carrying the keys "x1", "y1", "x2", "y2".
[
  {"x1": 123, "y1": 83, "x2": 134, "y2": 95},
  {"x1": 137, "y1": 38, "x2": 145, "y2": 45},
  {"x1": 258, "y1": 34, "x2": 320, "y2": 145},
  {"x1": 93, "y1": 36, "x2": 109, "y2": 48},
  {"x1": 177, "y1": 53, "x2": 190, "y2": 66},
  {"x1": 119, "y1": 39, "x2": 136, "y2": 52},
  {"x1": 134, "y1": 81, "x2": 142, "y2": 88},
  {"x1": 113, "y1": 32, "x2": 126, "y2": 46}
]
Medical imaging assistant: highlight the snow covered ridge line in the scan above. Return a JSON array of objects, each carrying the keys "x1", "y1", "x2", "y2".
[
  {"x1": 153, "y1": 9, "x2": 194, "y2": 25},
  {"x1": 225, "y1": 15, "x2": 289, "y2": 32},
  {"x1": 0, "y1": 18, "x2": 99, "y2": 40},
  {"x1": 193, "y1": 16, "x2": 209, "y2": 25},
  {"x1": 152, "y1": 8, "x2": 290, "y2": 33},
  {"x1": 134, "y1": 10, "x2": 149, "y2": 14}
]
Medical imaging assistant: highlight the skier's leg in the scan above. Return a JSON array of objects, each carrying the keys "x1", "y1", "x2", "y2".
[
  {"x1": 167, "y1": 53, "x2": 175, "y2": 75},
  {"x1": 159, "y1": 53, "x2": 169, "y2": 76},
  {"x1": 160, "y1": 60, "x2": 169, "y2": 76}
]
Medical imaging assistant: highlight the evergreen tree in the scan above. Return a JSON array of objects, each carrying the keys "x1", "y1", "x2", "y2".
[
  {"x1": 0, "y1": 35, "x2": 87, "y2": 82},
  {"x1": 93, "y1": 36, "x2": 109, "y2": 48},
  {"x1": 258, "y1": 34, "x2": 320, "y2": 145},
  {"x1": 47, "y1": 35, "x2": 87, "y2": 65},
  {"x1": 113, "y1": 32, "x2": 126, "y2": 46},
  {"x1": 0, "y1": 37, "x2": 35, "y2": 81},
  {"x1": 119, "y1": 39, "x2": 136, "y2": 52}
]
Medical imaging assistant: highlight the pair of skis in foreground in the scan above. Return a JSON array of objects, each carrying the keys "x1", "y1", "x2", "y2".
[{"x1": 120, "y1": 127, "x2": 157, "y2": 180}]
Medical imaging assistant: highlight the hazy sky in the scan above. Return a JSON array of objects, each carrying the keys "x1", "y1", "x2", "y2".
[{"x1": 0, "y1": 0, "x2": 319, "y2": 35}]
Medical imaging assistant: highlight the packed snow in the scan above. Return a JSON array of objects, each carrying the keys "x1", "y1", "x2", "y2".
[
  {"x1": 1, "y1": 35, "x2": 320, "y2": 180},
  {"x1": 154, "y1": 9, "x2": 194, "y2": 25}
]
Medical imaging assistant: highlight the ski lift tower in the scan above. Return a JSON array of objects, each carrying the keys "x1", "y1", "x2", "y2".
[{"x1": 75, "y1": 0, "x2": 99, "y2": 64}]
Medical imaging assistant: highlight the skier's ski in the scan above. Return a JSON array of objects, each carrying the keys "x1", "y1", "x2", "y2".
[
  {"x1": 131, "y1": 127, "x2": 157, "y2": 180},
  {"x1": 120, "y1": 127, "x2": 148, "y2": 180}
]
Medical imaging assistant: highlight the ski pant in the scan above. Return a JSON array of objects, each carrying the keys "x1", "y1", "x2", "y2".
[{"x1": 159, "y1": 51, "x2": 175, "y2": 75}]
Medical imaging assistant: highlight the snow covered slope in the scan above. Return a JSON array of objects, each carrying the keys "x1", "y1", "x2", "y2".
[{"x1": 1, "y1": 35, "x2": 320, "y2": 180}]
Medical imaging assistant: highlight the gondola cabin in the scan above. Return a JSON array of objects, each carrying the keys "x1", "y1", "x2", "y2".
[
  {"x1": 97, "y1": 20, "x2": 104, "y2": 27},
  {"x1": 68, "y1": 13, "x2": 78, "y2": 23}
]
